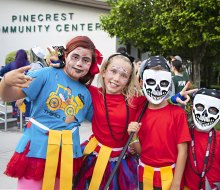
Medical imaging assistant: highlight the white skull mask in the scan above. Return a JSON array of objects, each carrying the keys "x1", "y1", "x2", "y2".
[
  {"x1": 193, "y1": 94, "x2": 220, "y2": 132},
  {"x1": 142, "y1": 69, "x2": 171, "y2": 104}
]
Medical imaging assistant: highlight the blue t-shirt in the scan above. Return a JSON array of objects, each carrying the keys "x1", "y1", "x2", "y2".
[{"x1": 16, "y1": 67, "x2": 93, "y2": 159}]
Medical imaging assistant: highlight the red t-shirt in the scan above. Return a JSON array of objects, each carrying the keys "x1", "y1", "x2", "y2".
[
  {"x1": 184, "y1": 129, "x2": 220, "y2": 189},
  {"x1": 137, "y1": 104, "x2": 191, "y2": 187},
  {"x1": 89, "y1": 86, "x2": 146, "y2": 148}
]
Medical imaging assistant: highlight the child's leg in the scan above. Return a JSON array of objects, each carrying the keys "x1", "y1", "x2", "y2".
[{"x1": 17, "y1": 177, "x2": 42, "y2": 190}]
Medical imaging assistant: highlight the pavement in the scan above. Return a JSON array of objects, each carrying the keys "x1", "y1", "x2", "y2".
[{"x1": 0, "y1": 121, "x2": 92, "y2": 190}]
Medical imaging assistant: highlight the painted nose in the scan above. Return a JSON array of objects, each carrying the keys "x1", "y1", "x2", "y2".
[
  {"x1": 113, "y1": 73, "x2": 120, "y2": 81},
  {"x1": 155, "y1": 84, "x2": 160, "y2": 91},
  {"x1": 76, "y1": 58, "x2": 83, "y2": 66},
  {"x1": 202, "y1": 110, "x2": 208, "y2": 117}
]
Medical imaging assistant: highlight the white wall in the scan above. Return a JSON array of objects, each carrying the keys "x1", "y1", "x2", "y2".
[{"x1": 0, "y1": 0, "x2": 116, "y2": 66}]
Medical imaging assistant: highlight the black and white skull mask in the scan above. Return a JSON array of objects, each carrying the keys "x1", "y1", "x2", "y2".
[
  {"x1": 193, "y1": 93, "x2": 220, "y2": 132},
  {"x1": 142, "y1": 69, "x2": 171, "y2": 104}
]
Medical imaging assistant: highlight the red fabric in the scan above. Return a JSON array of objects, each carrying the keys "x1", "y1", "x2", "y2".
[
  {"x1": 4, "y1": 142, "x2": 83, "y2": 180},
  {"x1": 137, "y1": 104, "x2": 191, "y2": 187},
  {"x1": 89, "y1": 49, "x2": 103, "y2": 75},
  {"x1": 88, "y1": 86, "x2": 146, "y2": 148},
  {"x1": 184, "y1": 130, "x2": 220, "y2": 189},
  {"x1": 138, "y1": 166, "x2": 178, "y2": 187}
]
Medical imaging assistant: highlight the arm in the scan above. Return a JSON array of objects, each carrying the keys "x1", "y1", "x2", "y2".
[
  {"x1": 170, "y1": 142, "x2": 188, "y2": 190},
  {"x1": 170, "y1": 81, "x2": 198, "y2": 106},
  {"x1": 128, "y1": 122, "x2": 142, "y2": 154},
  {"x1": 0, "y1": 66, "x2": 32, "y2": 102}
]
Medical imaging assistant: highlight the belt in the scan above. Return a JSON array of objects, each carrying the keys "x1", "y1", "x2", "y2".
[
  {"x1": 139, "y1": 160, "x2": 176, "y2": 171},
  {"x1": 29, "y1": 118, "x2": 77, "y2": 133},
  {"x1": 83, "y1": 136, "x2": 124, "y2": 190},
  {"x1": 29, "y1": 118, "x2": 73, "y2": 190},
  {"x1": 139, "y1": 159, "x2": 175, "y2": 190}
]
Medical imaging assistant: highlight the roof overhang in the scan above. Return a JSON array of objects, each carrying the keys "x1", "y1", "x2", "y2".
[{"x1": 52, "y1": 0, "x2": 111, "y2": 10}]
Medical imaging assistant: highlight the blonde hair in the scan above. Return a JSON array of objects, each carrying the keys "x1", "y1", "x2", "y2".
[{"x1": 98, "y1": 54, "x2": 141, "y2": 100}]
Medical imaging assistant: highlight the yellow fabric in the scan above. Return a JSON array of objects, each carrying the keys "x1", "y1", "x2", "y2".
[
  {"x1": 18, "y1": 102, "x2": 26, "y2": 113},
  {"x1": 143, "y1": 165, "x2": 154, "y2": 190},
  {"x1": 88, "y1": 145, "x2": 112, "y2": 190},
  {"x1": 83, "y1": 136, "x2": 98, "y2": 155},
  {"x1": 60, "y1": 130, "x2": 73, "y2": 190},
  {"x1": 183, "y1": 186, "x2": 190, "y2": 190},
  {"x1": 42, "y1": 130, "x2": 61, "y2": 190},
  {"x1": 160, "y1": 166, "x2": 173, "y2": 190}
]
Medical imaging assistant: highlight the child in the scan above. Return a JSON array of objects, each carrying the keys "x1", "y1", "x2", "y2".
[
  {"x1": 170, "y1": 59, "x2": 190, "y2": 94},
  {"x1": 74, "y1": 52, "x2": 143, "y2": 190},
  {"x1": 184, "y1": 88, "x2": 220, "y2": 190},
  {"x1": 0, "y1": 36, "x2": 102, "y2": 190},
  {"x1": 128, "y1": 55, "x2": 192, "y2": 190}
]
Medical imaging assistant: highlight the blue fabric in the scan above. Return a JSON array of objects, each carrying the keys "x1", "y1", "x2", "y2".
[
  {"x1": 15, "y1": 67, "x2": 93, "y2": 159},
  {"x1": 171, "y1": 92, "x2": 186, "y2": 104},
  {"x1": 0, "y1": 61, "x2": 30, "y2": 76}
]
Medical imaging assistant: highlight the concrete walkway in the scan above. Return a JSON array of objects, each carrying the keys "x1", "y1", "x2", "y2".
[{"x1": 0, "y1": 122, "x2": 92, "y2": 190}]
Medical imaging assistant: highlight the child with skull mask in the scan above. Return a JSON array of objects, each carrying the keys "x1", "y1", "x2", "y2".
[
  {"x1": 184, "y1": 88, "x2": 220, "y2": 190},
  {"x1": 128, "y1": 55, "x2": 192, "y2": 190}
]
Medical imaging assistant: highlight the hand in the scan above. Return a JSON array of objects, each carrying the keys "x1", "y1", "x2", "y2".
[
  {"x1": 4, "y1": 65, "x2": 32, "y2": 88},
  {"x1": 16, "y1": 99, "x2": 24, "y2": 107},
  {"x1": 177, "y1": 81, "x2": 198, "y2": 105},
  {"x1": 46, "y1": 47, "x2": 59, "y2": 66},
  {"x1": 128, "y1": 122, "x2": 141, "y2": 136}
]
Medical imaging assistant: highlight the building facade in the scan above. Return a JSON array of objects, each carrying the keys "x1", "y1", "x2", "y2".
[{"x1": 0, "y1": 0, "x2": 116, "y2": 66}]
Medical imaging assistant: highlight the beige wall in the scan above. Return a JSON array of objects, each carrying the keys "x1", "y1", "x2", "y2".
[{"x1": 0, "y1": 0, "x2": 116, "y2": 66}]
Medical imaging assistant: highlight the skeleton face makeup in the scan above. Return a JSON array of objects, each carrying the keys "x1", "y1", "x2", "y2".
[
  {"x1": 142, "y1": 69, "x2": 171, "y2": 104},
  {"x1": 193, "y1": 94, "x2": 220, "y2": 132}
]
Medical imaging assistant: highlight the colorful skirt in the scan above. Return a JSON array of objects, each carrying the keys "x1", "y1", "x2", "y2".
[
  {"x1": 74, "y1": 141, "x2": 139, "y2": 190},
  {"x1": 4, "y1": 142, "x2": 83, "y2": 181}
]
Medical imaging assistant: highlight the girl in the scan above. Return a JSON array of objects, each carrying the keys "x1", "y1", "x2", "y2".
[
  {"x1": 0, "y1": 36, "x2": 102, "y2": 190},
  {"x1": 74, "y1": 53, "x2": 143, "y2": 190}
]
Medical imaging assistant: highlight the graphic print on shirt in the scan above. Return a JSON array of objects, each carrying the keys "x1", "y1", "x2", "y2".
[{"x1": 46, "y1": 84, "x2": 84, "y2": 123}]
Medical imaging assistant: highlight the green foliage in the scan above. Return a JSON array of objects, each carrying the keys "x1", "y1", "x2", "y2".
[
  {"x1": 101, "y1": 0, "x2": 220, "y2": 55},
  {"x1": 5, "y1": 51, "x2": 17, "y2": 65},
  {"x1": 215, "y1": 122, "x2": 220, "y2": 131},
  {"x1": 101, "y1": 0, "x2": 220, "y2": 86},
  {"x1": 210, "y1": 85, "x2": 220, "y2": 90}
]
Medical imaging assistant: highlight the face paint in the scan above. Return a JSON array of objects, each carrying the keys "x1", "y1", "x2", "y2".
[
  {"x1": 193, "y1": 94, "x2": 220, "y2": 132},
  {"x1": 142, "y1": 69, "x2": 171, "y2": 104},
  {"x1": 64, "y1": 47, "x2": 92, "y2": 80},
  {"x1": 103, "y1": 58, "x2": 132, "y2": 94},
  {"x1": 106, "y1": 66, "x2": 130, "y2": 83}
]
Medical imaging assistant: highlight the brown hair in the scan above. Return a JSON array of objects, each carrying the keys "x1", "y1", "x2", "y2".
[{"x1": 64, "y1": 36, "x2": 96, "y2": 86}]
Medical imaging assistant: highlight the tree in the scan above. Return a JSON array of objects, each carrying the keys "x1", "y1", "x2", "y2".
[{"x1": 100, "y1": 0, "x2": 220, "y2": 87}]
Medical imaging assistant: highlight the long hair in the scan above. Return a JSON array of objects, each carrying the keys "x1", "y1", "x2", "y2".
[{"x1": 98, "y1": 54, "x2": 141, "y2": 100}]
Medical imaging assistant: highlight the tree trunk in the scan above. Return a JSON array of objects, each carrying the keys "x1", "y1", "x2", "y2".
[
  {"x1": 192, "y1": 59, "x2": 201, "y2": 88},
  {"x1": 192, "y1": 43, "x2": 208, "y2": 88}
]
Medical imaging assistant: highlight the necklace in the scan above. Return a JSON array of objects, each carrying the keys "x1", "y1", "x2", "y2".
[
  {"x1": 103, "y1": 93, "x2": 129, "y2": 141},
  {"x1": 189, "y1": 126, "x2": 216, "y2": 189}
]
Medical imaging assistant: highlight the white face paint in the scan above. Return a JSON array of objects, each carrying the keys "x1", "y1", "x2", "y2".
[
  {"x1": 193, "y1": 94, "x2": 220, "y2": 132},
  {"x1": 142, "y1": 69, "x2": 171, "y2": 104},
  {"x1": 64, "y1": 47, "x2": 92, "y2": 81},
  {"x1": 103, "y1": 57, "x2": 132, "y2": 94}
]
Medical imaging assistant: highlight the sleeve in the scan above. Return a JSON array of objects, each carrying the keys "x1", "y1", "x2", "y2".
[
  {"x1": 134, "y1": 96, "x2": 148, "y2": 121},
  {"x1": 0, "y1": 64, "x2": 11, "y2": 77}
]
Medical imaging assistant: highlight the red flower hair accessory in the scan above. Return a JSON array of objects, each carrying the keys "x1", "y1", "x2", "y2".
[{"x1": 89, "y1": 49, "x2": 103, "y2": 75}]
